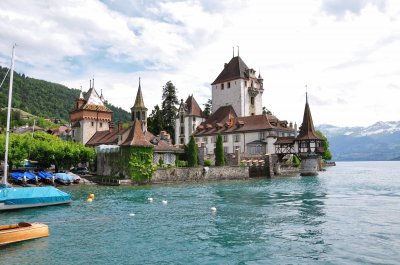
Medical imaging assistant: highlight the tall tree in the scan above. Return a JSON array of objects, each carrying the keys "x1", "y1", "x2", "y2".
[
  {"x1": 161, "y1": 81, "x2": 179, "y2": 143},
  {"x1": 147, "y1": 104, "x2": 164, "y2": 135},
  {"x1": 187, "y1": 135, "x2": 198, "y2": 167},
  {"x1": 203, "y1": 99, "x2": 212, "y2": 117},
  {"x1": 215, "y1": 134, "x2": 224, "y2": 166},
  {"x1": 316, "y1": 130, "x2": 332, "y2": 161}
]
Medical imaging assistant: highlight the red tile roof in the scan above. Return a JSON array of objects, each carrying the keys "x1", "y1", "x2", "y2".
[
  {"x1": 185, "y1": 95, "x2": 203, "y2": 117},
  {"x1": 194, "y1": 106, "x2": 294, "y2": 136},
  {"x1": 121, "y1": 119, "x2": 153, "y2": 147}
]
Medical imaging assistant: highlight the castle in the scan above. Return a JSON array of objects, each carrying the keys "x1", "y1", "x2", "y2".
[{"x1": 70, "y1": 52, "x2": 324, "y2": 176}]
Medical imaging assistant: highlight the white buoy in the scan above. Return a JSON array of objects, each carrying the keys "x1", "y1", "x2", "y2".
[
  {"x1": 210, "y1": 207, "x2": 217, "y2": 212},
  {"x1": 162, "y1": 200, "x2": 168, "y2": 205},
  {"x1": 129, "y1": 213, "x2": 135, "y2": 216},
  {"x1": 147, "y1": 197, "x2": 153, "y2": 202}
]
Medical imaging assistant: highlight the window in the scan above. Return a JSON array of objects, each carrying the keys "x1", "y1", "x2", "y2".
[
  {"x1": 211, "y1": 136, "x2": 216, "y2": 143},
  {"x1": 192, "y1": 124, "x2": 196, "y2": 131},
  {"x1": 164, "y1": 153, "x2": 172, "y2": 164},
  {"x1": 99, "y1": 122, "x2": 103, "y2": 128},
  {"x1": 180, "y1": 126, "x2": 184, "y2": 135},
  {"x1": 245, "y1": 81, "x2": 247, "y2": 86},
  {"x1": 180, "y1": 138, "x2": 184, "y2": 144},
  {"x1": 136, "y1": 111, "x2": 140, "y2": 120},
  {"x1": 249, "y1": 145, "x2": 263, "y2": 155},
  {"x1": 203, "y1": 137, "x2": 208, "y2": 143},
  {"x1": 221, "y1": 83, "x2": 224, "y2": 90},
  {"x1": 224, "y1": 146, "x2": 228, "y2": 153},
  {"x1": 142, "y1": 111, "x2": 145, "y2": 119},
  {"x1": 223, "y1": 135, "x2": 228, "y2": 142},
  {"x1": 193, "y1": 117, "x2": 196, "y2": 122},
  {"x1": 228, "y1": 82, "x2": 231, "y2": 88},
  {"x1": 259, "y1": 132, "x2": 265, "y2": 140},
  {"x1": 251, "y1": 97, "x2": 254, "y2": 105},
  {"x1": 91, "y1": 122, "x2": 94, "y2": 126},
  {"x1": 234, "y1": 134, "x2": 241, "y2": 142},
  {"x1": 180, "y1": 115, "x2": 184, "y2": 123}
]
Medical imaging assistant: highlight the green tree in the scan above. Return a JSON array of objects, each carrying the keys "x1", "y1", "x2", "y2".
[
  {"x1": 147, "y1": 104, "x2": 164, "y2": 135},
  {"x1": 161, "y1": 81, "x2": 179, "y2": 143},
  {"x1": 203, "y1": 99, "x2": 212, "y2": 117},
  {"x1": 316, "y1": 130, "x2": 332, "y2": 161},
  {"x1": 187, "y1": 135, "x2": 198, "y2": 167},
  {"x1": 215, "y1": 134, "x2": 224, "y2": 166}
]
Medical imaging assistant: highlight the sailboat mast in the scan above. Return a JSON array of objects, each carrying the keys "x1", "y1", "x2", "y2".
[{"x1": 2, "y1": 44, "x2": 16, "y2": 185}]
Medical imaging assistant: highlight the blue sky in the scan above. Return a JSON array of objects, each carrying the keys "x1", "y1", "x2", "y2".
[{"x1": 1, "y1": 0, "x2": 400, "y2": 127}]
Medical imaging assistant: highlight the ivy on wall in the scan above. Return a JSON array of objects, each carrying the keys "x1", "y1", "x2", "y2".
[{"x1": 102, "y1": 146, "x2": 154, "y2": 182}]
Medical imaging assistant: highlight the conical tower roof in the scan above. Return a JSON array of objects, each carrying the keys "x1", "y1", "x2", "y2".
[
  {"x1": 132, "y1": 78, "x2": 147, "y2": 110},
  {"x1": 296, "y1": 93, "x2": 322, "y2": 141}
]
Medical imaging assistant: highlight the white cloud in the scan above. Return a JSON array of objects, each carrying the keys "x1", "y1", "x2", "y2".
[{"x1": 1, "y1": 0, "x2": 400, "y2": 127}]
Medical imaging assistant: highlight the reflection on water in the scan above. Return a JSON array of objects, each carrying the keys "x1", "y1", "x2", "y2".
[{"x1": 1, "y1": 162, "x2": 400, "y2": 264}]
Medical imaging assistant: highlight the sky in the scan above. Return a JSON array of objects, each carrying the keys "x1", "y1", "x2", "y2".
[{"x1": 0, "y1": 0, "x2": 400, "y2": 127}]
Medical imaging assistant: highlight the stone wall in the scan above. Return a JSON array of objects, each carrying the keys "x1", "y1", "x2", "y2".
[{"x1": 151, "y1": 166, "x2": 249, "y2": 184}]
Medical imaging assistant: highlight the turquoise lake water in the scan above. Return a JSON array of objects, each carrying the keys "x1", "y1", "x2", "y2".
[{"x1": 1, "y1": 161, "x2": 400, "y2": 264}]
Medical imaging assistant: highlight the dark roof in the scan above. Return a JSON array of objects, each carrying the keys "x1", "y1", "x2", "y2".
[
  {"x1": 194, "y1": 106, "x2": 294, "y2": 136},
  {"x1": 212, "y1": 56, "x2": 249, "y2": 85},
  {"x1": 132, "y1": 80, "x2": 147, "y2": 110},
  {"x1": 185, "y1": 95, "x2": 203, "y2": 117},
  {"x1": 121, "y1": 119, "x2": 153, "y2": 147},
  {"x1": 296, "y1": 95, "x2": 322, "y2": 141}
]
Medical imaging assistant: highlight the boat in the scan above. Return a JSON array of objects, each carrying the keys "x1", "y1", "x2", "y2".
[
  {"x1": 37, "y1": 171, "x2": 55, "y2": 185},
  {"x1": 54, "y1": 173, "x2": 73, "y2": 185},
  {"x1": 10, "y1": 171, "x2": 39, "y2": 185},
  {"x1": 0, "y1": 222, "x2": 49, "y2": 245},
  {"x1": 0, "y1": 45, "x2": 72, "y2": 211}
]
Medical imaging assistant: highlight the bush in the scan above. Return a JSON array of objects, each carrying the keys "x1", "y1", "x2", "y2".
[
  {"x1": 177, "y1": 160, "x2": 188, "y2": 167},
  {"x1": 204, "y1": 160, "x2": 212, "y2": 166}
]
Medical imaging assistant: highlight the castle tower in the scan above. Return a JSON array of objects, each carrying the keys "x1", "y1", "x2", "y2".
[
  {"x1": 70, "y1": 79, "x2": 113, "y2": 145},
  {"x1": 211, "y1": 54, "x2": 264, "y2": 117},
  {"x1": 295, "y1": 93, "x2": 324, "y2": 176},
  {"x1": 131, "y1": 78, "x2": 148, "y2": 132},
  {"x1": 175, "y1": 95, "x2": 205, "y2": 145}
]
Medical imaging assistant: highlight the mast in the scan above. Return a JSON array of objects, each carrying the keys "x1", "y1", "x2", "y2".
[{"x1": 2, "y1": 44, "x2": 16, "y2": 186}]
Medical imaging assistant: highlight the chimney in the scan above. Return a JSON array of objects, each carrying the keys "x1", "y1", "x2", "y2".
[
  {"x1": 118, "y1": 121, "x2": 122, "y2": 132},
  {"x1": 109, "y1": 121, "x2": 115, "y2": 132},
  {"x1": 294, "y1": 122, "x2": 298, "y2": 138}
]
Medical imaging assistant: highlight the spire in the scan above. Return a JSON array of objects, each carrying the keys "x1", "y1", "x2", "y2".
[
  {"x1": 237, "y1": 45, "x2": 239, "y2": 57},
  {"x1": 133, "y1": 77, "x2": 146, "y2": 109},
  {"x1": 296, "y1": 93, "x2": 321, "y2": 141}
]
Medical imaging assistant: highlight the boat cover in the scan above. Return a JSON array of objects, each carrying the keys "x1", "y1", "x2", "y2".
[
  {"x1": 0, "y1": 186, "x2": 71, "y2": 206},
  {"x1": 38, "y1": 171, "x2": 54, "y2": 179},
  {"x1": 10, "y1": 172, "x2": 37, "y2": 181},
  {"x1": 54, "y1": 173, "x2": 73, "y2": 182}
]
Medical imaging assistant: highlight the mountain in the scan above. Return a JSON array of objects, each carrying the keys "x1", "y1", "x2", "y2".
[
  {"x1": 0, "y1": 66, "x2": 130, "y2": 123},
  {"x1": 317, "y1": 121, "x2": 400, "y2": 161}
]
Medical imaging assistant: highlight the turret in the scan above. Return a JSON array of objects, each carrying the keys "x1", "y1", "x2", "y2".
[
  {"x1": 295, "y1": 93, "x2": 324, "y2": 176},
  {"x1": 130, "y1": 77, "x2": 148, "y2": 132}
]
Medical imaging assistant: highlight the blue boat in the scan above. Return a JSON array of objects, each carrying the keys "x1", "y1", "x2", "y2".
[
  {"x1": 0, "y1": 186, "x2": 72, "y2": 211},
  {"x1": 37, "y1": 171, "x2": 55, "y2": 185},
  {"x1": 54, "y1": 173, "x2": 73, "y2": 185},
  {"x1": 10, "y1": 172, "x2": 39, "y2": 185}
]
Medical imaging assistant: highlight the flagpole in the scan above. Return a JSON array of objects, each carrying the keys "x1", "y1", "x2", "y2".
[{"x1": 2, "y1": 44, "x2": 16, "y2": 186}]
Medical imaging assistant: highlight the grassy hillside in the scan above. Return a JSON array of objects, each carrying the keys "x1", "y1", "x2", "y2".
[{"x1": 0, "y1": 66, "x2": 130, "y2": 123}]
